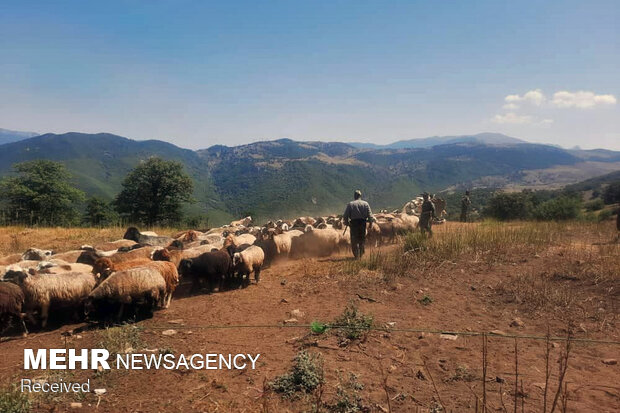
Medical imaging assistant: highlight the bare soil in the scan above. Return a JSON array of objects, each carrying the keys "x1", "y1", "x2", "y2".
[{"x1": 0, "y1": 222, "x2": 618, "y2": 412}]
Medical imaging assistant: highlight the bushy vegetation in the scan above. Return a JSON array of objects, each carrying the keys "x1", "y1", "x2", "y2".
[
  {"x1": 270, "y1": 350, "x2": 324, "y2": 398},
  {"x1": 532, "y1": 196, "x2": 581, "y2": 221},
  {"x1": 0, "y1": 385, "x2": 31, "y2": 413},
  {"x1": 327, "y1": 372, "x2": 365, "y2": 413},
  {"x1": 114, "y1": 157, "x2": 194, "y2": 226},
  {"x1": 83, "y1": 196, "x2": 119, "y2": 226},
  {"x1": 97, "y1": 324, "x2": 144, "y2": 355},
  {"x1": 484, "y1": 191, "x2": 582, "y2": 221},
  {"x1": 332, "y1": 302, "x2": 373, "y2": 341},
  {"x1": 0, "y1": 160, "x2": 85, "y2": 226},
  {"x1": 484, "y1": 192, "x2": 533, "y2": 221}
]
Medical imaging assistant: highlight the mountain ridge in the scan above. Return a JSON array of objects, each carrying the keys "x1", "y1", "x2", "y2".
[{"x1": 0, "y1": 132, "x2": 618, "y2": 224}]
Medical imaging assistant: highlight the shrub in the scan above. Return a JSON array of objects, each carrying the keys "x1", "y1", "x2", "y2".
[
  {"x1": 597, "y1": 208, "x2": 613, "y2": 222},
  {"x1": 0, "y1": 385, "x2": 31, "y2": 413},
  {"x1": 533, "y1": 197, "x2": 581, "y2": 221},
  {"x1": 333, "y1": 302, "x2": 373, "y2": 340},
  {"x1": 484, "y1": 192, "x2": 532, "y2": 221},
  {"x1": 270, "y1": 351, "x2": 324, "y2": 398},
  {"x1": 584, "y1": 198, "x2": 604, "y2": 212},
  {"x1": 328, "y1": 372, "x2": 365, "y2": 413},
  {"x1": 603, "y1": 181, "x2": 620, "y2": 204},
  {"x1": 97, "y1": 324, "x2": 144, "y2": 354},
  {"x1": 403, "y1": 231, "x2": 428, "y2": 251}
]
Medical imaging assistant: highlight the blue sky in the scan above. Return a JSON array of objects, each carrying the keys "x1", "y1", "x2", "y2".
[{"x1": 1, "y1": 0, "x2": 618, "y2": 149}]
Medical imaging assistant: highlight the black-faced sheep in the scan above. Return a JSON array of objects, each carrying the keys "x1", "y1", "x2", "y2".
[
  {"x1": 233, "y1": 245, "x2": 265, "y2": 285},
  {"x1": 178, "y1": 246, "x2": 234, "y2": 293},
  {"x1": 123, "y1": 227, "x2": 174, "y2": 247},
  {"x1": 87, "y1": 267, "x2": 166, "y2": 321},
  {"x1": 0, "y1": 281, "x2": 28, "y2": 335},
  {"x1": 10, "y1": 271, "x2": 97, "y2": 328}
]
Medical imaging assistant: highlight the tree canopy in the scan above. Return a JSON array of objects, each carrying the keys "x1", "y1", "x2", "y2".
[
  {"x1": 114, "y1": 157, "x2": 194, "y2": 225},
  {"x1": 0, "y1": 160, "x2": 85, "y2": 225}
]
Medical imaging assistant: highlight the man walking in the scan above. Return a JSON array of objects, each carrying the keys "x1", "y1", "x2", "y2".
[
  {"x1": 343, "y1": 190, "x2": 375, "y2": 259},
  {"x1": 419, "y1": 192, "x2": 436, "y2": 237},
  {"x1": 460, "y1": 190, "x2": 471, "y2": 222}
]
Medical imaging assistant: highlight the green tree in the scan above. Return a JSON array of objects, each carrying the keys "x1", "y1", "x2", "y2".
[
  {"x1": 532, "y1": 196, "x2": 581, "y2": 221},
  {"x1": 602, "y1": 181, "x2": 620, "y2": 204},
  {"x1": 83, "y1": 196, "x2": 117, "y2": 226},
  {"x1": 484, "y1": 192, "x2": 533, "y2": 221},
  {"x1": 0, "y1": 160, "x2": 85, "y2": 226},
  {"x1": 114, "y1": 157, "x2": 194, "y2": 225}
]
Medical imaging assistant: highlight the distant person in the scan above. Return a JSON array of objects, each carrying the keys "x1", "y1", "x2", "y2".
[
  {"x1": 460, "y1": 190, "x2": 471, "y2": 222},
  {"x1": 343, "y1": 190, "x2": 375, "y2": 259},
  {"x1": 420, "y1": 192, "x2": 436, "y2": 237}
]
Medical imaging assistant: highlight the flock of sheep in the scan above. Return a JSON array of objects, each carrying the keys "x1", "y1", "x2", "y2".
[{"x1": 0, "y1": 197, "x2": 446, "y2": 337}]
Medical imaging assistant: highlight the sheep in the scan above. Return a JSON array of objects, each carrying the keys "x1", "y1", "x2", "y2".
[
  {"x1": 21, "y1": 248, "x2": 53, "y2": 261},
  {"x1": 105, "y1": 246, "x2": 159, "y2": 264},
  {"x1": 178, "y1": 246, "x2": 234, "y2": 293},
  {"x1": 0, "y1": 281, "x2": 28, "y2": 335},
  {"x1": 0, "y1": 254, "x2": 22, "y2": 266},
  {"x1": 230, "y1": 216, "x2": 253, "y2": 227},
  {"x1": 35, "y1": 261, "x2": 94, "y2": 275},
  {"x1": 91, "y1": 257, "x2": 154, "y2": 280},
  {"x1": 10, "y1": 271, "x2": 97, "y2": 328},
  {"x1": 87, "y1": 267, "x2": 166, "y2": 321},
  {"x1": 233, "y1": 245, "x2": 265, "y2": 285},
  {"x1": 91, "y1": 258, "x2": 178, "y2": 308},
  {"x1": 290, "y1": 226, "x2": 341, "y2": 258},
  {"x1": 123, "y1": 227, "x2": 174, "y2": 247},
  {"x1": 94, "y1": 239, "x2": 137, "y2": 252}
]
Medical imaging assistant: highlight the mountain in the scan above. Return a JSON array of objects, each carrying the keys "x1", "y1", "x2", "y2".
[
  {"x1": 0, "y1": 133, "x2": 618, "y2": 225},
  {"x1": 0, "y1": 128, "x2": 39, "y2": 145},
  {"x1": 350, "y1": 133, "x2": 526, "y2": 149},
  {"x1": 0, "y1": 133, "x2": 232, "y2": 223}
]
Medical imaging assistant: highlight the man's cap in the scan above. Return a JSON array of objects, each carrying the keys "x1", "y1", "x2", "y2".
[
  {"x1": 354, "y1": 189, "x2": 362, "y2": 197},
  {"x1": 420, "y1": 192, "x2": 429, "y2": 197},
  {"x1": 465, "y1": 190, "x2": 470, "y2": 195}
]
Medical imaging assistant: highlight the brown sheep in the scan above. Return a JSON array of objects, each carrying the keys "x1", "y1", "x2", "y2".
[
  {"x1": 87, "y1": 267, "x2": 166, "y2": 321},
  {"x1": 92, "y1": 258, "x2": 178, "y2": 308},
  {"x1": 0, "y1": 282, "x2": 28, "y2": 335}
]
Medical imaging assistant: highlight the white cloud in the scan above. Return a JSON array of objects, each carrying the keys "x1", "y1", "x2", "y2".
[
  {"x1": 503, "y1": 89, "x2": 545, "y2": 106},
  {"x1": 502, "y1": 103, "x2": 519, "y2": 110},
  {"x1": 492, "y1": 112, "x2": 533, "y2": 124},
  {"x1": 551, "y1": 91, "x2": 617, "y2": 109}
]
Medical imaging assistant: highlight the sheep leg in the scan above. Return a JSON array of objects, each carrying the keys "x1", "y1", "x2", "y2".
[
  {"x1": 254, "y1": 267, "x2": 261, "y2": 283},
  {"x1": 40, "y1": 303, "x2": 50, "y2": 329},
  {"x1": 117, "y1": 303, "x2": 125, "y2": 321},
  {"x1": 18, "y1": 314, "x2": 28, "y2": 336},
  {"x1": 165, "y1": 293, "x2": 172, "y2": 308}
]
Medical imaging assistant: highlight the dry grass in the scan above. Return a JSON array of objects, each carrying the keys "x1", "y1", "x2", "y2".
[{"x1": 0, "y1": 226, "x2": 181, "y2": 256}]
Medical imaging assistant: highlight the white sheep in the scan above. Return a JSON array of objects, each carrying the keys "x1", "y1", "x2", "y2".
[
  {"x1": 12, "y1": 271, "x2": 97, "y2": 328},
  {"x1": 233, "y1": 245, "x2": 265, "y2": 284}
]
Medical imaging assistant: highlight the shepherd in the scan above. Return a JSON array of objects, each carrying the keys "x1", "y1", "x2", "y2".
[{"x1": 343, "y1": 190, "x2": 375, "y2": 259}]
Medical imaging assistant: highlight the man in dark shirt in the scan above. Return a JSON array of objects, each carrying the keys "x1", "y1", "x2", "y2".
[
  {"x1": 420, "y1": 192, "x2": 436, "y2": 237},
  {"x1": 460, "y1": 190, "x2": 471, "y2": 222},
  {"x1": 343, "y1": 190, "x2": 375, "y2": 259}
]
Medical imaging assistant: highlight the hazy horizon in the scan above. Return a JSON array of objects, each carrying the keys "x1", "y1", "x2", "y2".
[{"x1": 1, "y1": 1, "x2": 618, "y2": 150}]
